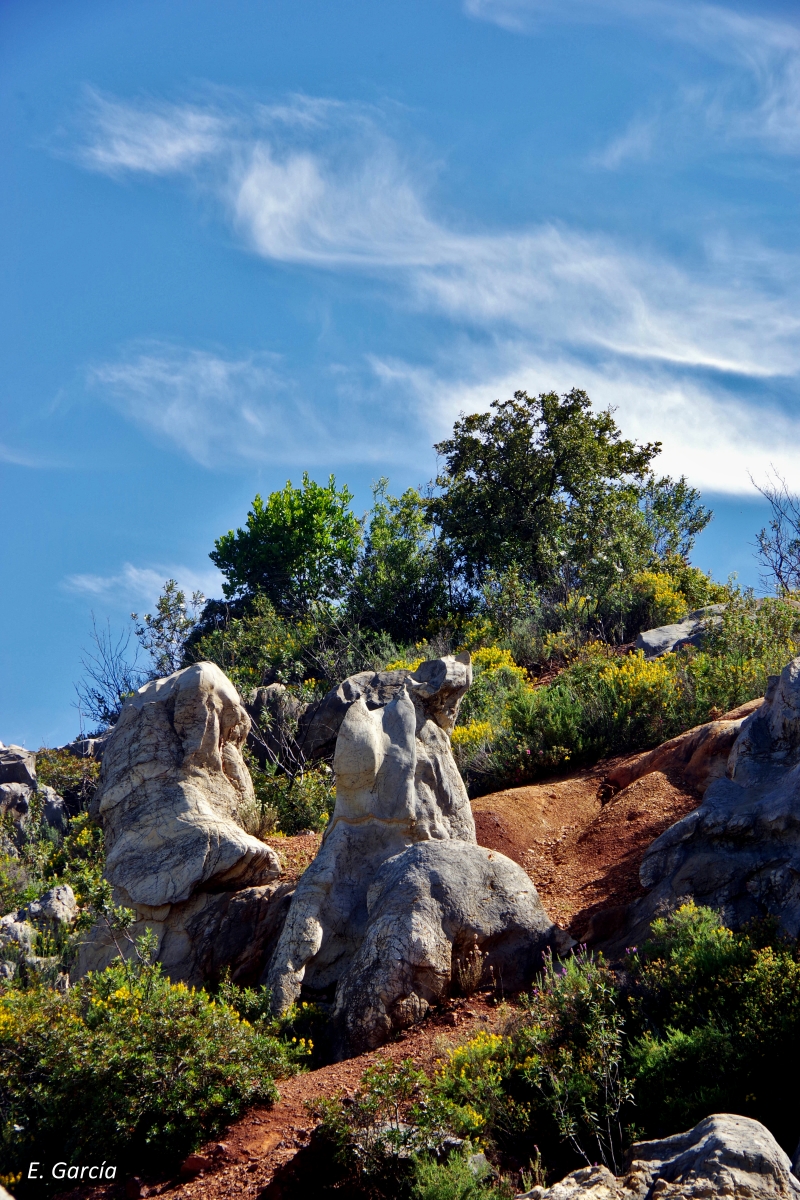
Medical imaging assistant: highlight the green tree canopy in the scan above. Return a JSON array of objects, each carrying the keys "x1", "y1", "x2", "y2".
[
  {"x1": 210, "y1": 473, "x2": 362, "y2": 615},
  {"x1": 427, "y1": 389, "x2": 710, "y2": 597},
  {"x1": 346, "y1": 480, "x2": 449, "y2": 642}
]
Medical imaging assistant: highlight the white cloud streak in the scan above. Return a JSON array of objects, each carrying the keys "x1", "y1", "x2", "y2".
[
  {"x1": 88, "y1": 341, "x2": 429, "y2": 467},
  {"x1": 465, "y1": 1, "x2": 800, "y2": 158},
  {"x1": 63, "y1": 562, "x2": 224, "y2": 607},
  {"x1": 373, "y1": 345, "x2": 800, "y2": 495},
  {"x1": 77, "y1": 88, "x2": 227, "y2": 175},
  {"x1": 75, "y1": 91, "x2": 800, "y2": 492}
]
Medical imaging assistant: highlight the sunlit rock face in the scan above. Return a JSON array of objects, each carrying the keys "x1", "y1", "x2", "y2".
[
  {"x1": 77, "y1": 662, "x2": 282, "y2": 984},
  {"x1": 267, "y1": 654, "x2": 556, "y2": 1054}
]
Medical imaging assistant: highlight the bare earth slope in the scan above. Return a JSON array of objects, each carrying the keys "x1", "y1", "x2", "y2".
[{"x1": 472, "y1": 764, "x2": 700, "y2": 942}]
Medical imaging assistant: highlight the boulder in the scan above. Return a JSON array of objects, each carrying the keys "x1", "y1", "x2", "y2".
[
  {"x1": 517, "y1": 1114, "x2": 800, "y2": 1200},
  {"x1": 60, "y1": 732, "x2": 112, "y2": 760},
  {"x1": 334, "y1": 840, "x2": 556, "y2": 1054},
  {"x1": 267, "y1": 655, "x2": 557, "y2": 1052},
  {"x1": 296, "y1": 666, "x2": 421, "y2": 759},
  {"x1": 244, "y1": 683, "x2": 307, "y2": 768},
  {"x1": 39, "y1": 785, "x2": 68, "y2": 832},
  {"x1": 0, "y1": 914, "x2": 35, "y2": 955},
  {"x1": 0, "y1": 783, "x2": 31, "y2": 825},
  {"x1": 76, "y1": 662, "x2": 282, "y2": 985},
  {"x1": 89, "y1": 662, "x2": 280, "y2": 909},
  {"x1": 77, "y1": 880, "x2": 295, "y2": 986},
  {"x1": 635, "y1": 605, "x2": 725, "y2": 659},
  {"x1": 614, "y1": 658, "x2": 800, "y2": 952},
  {"x1": 0, "y1": 743, "x2": 36, "y2": 789},
  {"x1": 26, "y1": 884, "x2": 78, "y2": 927}
]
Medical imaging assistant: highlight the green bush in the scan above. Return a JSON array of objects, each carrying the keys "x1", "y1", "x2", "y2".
[
  {"x1": 35, "y1": 750, "x2": 100, "y2": 815},
  {"x1": 625, "y1": 903, "x2": 800, "y2": 1149},
  {"x1": 0, "y1": 940, "x2": 303, "y2": 1192},
  {"x1": 458, "y1": 592, "x2": 800, "y2": 793},
  {"x1": 246, "y1": 761, "x2": 334, "y2": 836},
  {"x1": 411, "y1": 1152, "x2": 513, "y2": 1199},
  {"x1": 318, "y1": 905, "x2": 800, "y2": 1190}
]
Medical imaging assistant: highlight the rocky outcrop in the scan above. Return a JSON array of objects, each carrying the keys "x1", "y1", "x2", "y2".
[
  {"x1": 518, "y1": 1114, "x2": 800, "y2": 1200},
  {"x1": 77, "y1": 662, "x2": 282, "y2": 983},
  {"x1": 267, "y1": 655, "x2": 556, "y2": 1053},
  {"x1": 0, "y1": 744, "x2": 36, "y2": 789},
  {"x1": 297, "y1": 666, "x2": 426, "y2": 759},
  {"x1": 335, "y1": 840, "x2": 556, "y2": 1054},
  {"x1": 605, "y1": 698, "x2": 763, "y2": 795},
  {"x1": 614, "y1": 658, "x2": 800, "y2": 951},
  {"x1": 635, "y1": 605, "x2": 725, "y2": 659},
  {"x1": 88, "y1": 662, "x2": 280, "y2": 909},
  {"x1": 0, "y1": 884, "x2": 78, "y2": 981},
  {"x1": 76, "y1": 880, "x2": 295, "y2": 986}
]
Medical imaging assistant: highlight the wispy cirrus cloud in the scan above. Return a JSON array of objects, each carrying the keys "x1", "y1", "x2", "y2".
[
  {"x1": 465, "y1": 1, "x2": 800, "y2": 159},
  {"x1": 75, "y1": 88, "x2": 228, "y2": 175},
  {"x1": 63, "y1": 561, "x2": 223, "y2": 606},
  {"x1": 74, "y1": 90, "x2": 800, "y2": 491},
  {"x1": 87, "y1": 341, "x2": 430, "y2": 467}
]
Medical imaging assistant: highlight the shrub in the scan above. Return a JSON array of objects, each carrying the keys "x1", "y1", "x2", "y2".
[
  {"x1": 35, "y1": 750, "x2": 100, "y2": 815},
  {"x1": 411, "y1": 1151, "x2": 513, "y2": 1199},
  {"x1": 630, "y1": 571, "x2": 688, "y2": 627},
  {"x1": 0, "y1": 942, "x2": 303, "y2": 1191},
  {"x1": 247, "y1": 761, "x2": 334, "y2": 836},
  {"x1": 624, "y1": 903, "x2": 800, "y2": 1149},
  {"x1": 513, "y1": 951, "x2": 631, "y2": 1174},
  {"x1": 684, "y1": 592, "x2": 800, "y2": 719}
]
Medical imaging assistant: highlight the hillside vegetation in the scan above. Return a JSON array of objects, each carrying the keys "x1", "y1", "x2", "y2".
[{"x1": 4, "y1": 388, "x2": 800, "y2": 1195}]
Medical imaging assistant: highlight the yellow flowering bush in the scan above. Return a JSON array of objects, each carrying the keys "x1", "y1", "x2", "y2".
[
  {"x1": 630, "y1": 570, "x2": 688, "y2": 626},
  {"x1": 0, "y1": 943, "x2": 302, "y2": 1187}
]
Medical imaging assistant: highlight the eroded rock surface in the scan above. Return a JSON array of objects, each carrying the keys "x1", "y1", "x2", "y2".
[
  {"x1": 615, "y1": 657, "x2": 800, "y2": 952},
  {"x1": 605, "y1": 698, "x2": 763, "y2": 796},
  {"x1": 267, "y1": 654, "x2": 556, "y2": 1052},
  {"x1": 635, "y1": 605, "x2": 725, "y2": 659},
  {"x1": 77, "y1": 662, "x2": 282, "y2": 983},
  {"x1": 518, "y1": 1114, "x2": 800, "y2": 1200},
  {"x1": 88, "y1": 662, "x2": 280, "y2": 909},
  {"x1": 335, "y1": 840, "x2": 555, "y2": 1054},
  {"x1": 0, "y1": 743, "x2": 36, "y2": 789}
]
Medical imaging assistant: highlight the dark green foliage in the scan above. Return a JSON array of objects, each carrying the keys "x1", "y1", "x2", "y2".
[
  {"x1": 427, "y1": 390, "x2": 707, "y2": 599},
  {"x1": 625, "y1": 904, "x2": 800, "y2": 1149},
  {"x1": 347, "y1": 481, "x2": 451, "y2": 643},
  {"x1": 248, "y1": 759, "x2": 334, "y2": 835},
  {"x1": 0, "y1": 942, "x2": 301, "y2": 1192},
  {"x1": 132, "y1": 579, "x2": 206, "y2": 677},
  {"x1": 210, "y1": 474, "x2": 363, "y2": 614},
  {"x1": 319, "y1": 907, "x2": 800, "y2": 1192}
]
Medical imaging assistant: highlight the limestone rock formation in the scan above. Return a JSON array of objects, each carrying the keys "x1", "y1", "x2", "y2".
[
  {"x1": 1, "y1": 884, "x2": 79, "y2": 981},
  {"x1": 88, "y1": 662, "x2": 280, "y2": 909},
  {"x1": 335, "y1": 840, "x2": 556, "y2": 1053},
  {"x1": 605, "y1": 697, "x2": 763, "y2": 795},
  {"x1": 76, "y1": 880, "x2": 295, "y2": 986},
  {"x1": 77, "y1": 662, "x2": 282, "y2": 983},
  {"x1": 517, "y1": 1114, "x2": 800, "y2": 1200},
  {"x1": 616, "y1": 657, "x2": 800, "y2": 950},
  {"x1": 267, "y1": 654, "x2": 556, "y2": 1051},
  {"x1": 635, "y1": 605, "x2": 725, "y2": 659},
  {"x1": 0, "y1": 743, "x2": 36, "y2": 789}
]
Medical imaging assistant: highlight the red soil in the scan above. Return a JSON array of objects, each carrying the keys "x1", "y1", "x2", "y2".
[{"x1": 54, "y1": 752, "x2": 701, "y2": 1200}]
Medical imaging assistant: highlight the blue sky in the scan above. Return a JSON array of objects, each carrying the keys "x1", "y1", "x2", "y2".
[{"x1": 3, "y1": 0, "x2": 800, "y2": 747}]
